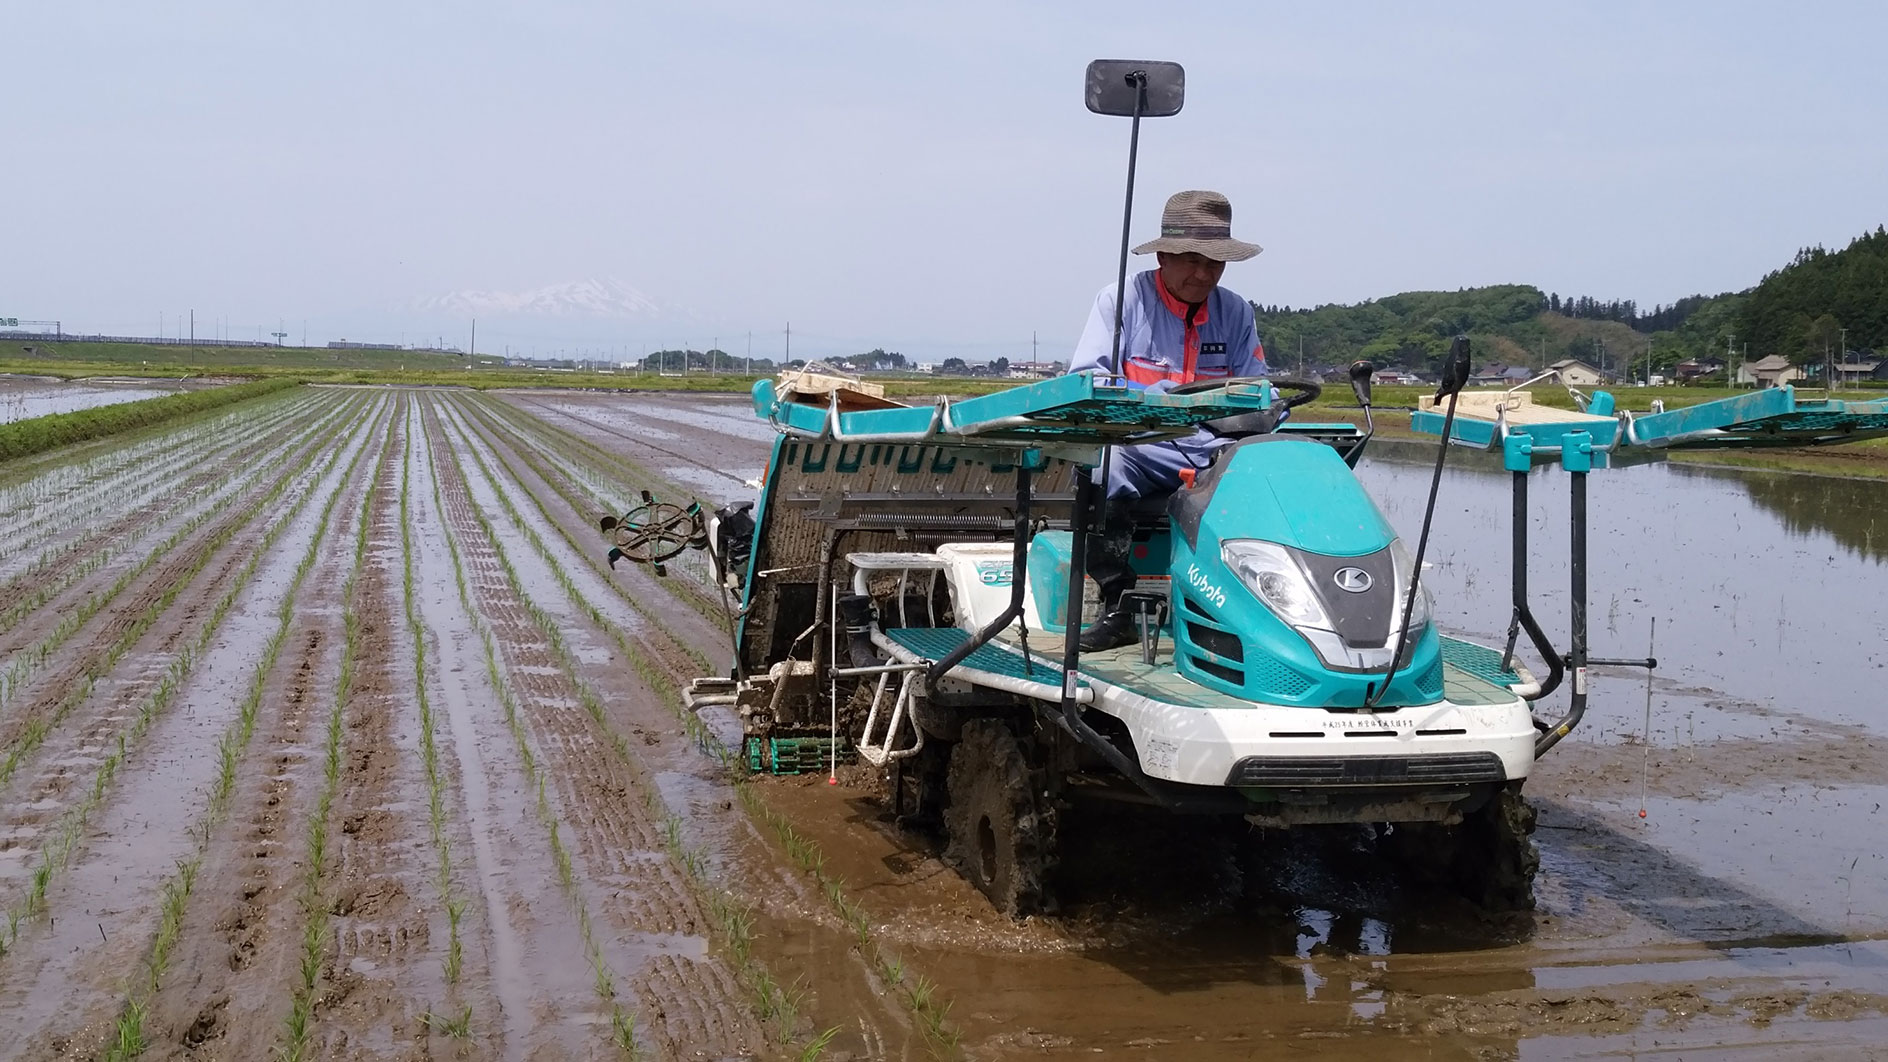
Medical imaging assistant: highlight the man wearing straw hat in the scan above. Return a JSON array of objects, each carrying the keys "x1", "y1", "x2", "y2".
[{"x1": 1068, "y1": 189, "x2": 1270, "y2": 651}]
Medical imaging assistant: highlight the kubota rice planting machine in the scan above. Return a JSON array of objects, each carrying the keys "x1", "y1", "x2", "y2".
[{"x1": 600, "y1": 61, "x2": 1888, "y2": 916}]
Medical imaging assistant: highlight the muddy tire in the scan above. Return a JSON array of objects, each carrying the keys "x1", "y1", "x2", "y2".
[
  {"x1": 944, "y1": 720, "x2": 1057, "y2": 917},
  {"x1": 1478, "y1": 785, "x2": 1541, "y2": 910},
  {"x1": 1388, "y1": 784, "x2": 1539, "y2": 911}
]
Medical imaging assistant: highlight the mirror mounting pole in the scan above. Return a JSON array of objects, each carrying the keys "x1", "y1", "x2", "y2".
[{"x1": 1106, "y1": 69, "x2": 1148, "y2": 384}]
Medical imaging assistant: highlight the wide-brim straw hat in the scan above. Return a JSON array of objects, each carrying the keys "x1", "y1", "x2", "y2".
[{"x1": 1131, "y1": 189, "x2": 1262, "y2": 262}]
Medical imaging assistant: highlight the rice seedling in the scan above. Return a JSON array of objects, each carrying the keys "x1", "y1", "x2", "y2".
[
  {"x1": 85, "y1": 395, "x2": 391, "y2": 1054},
  {"x1": 796, "y1": 1026, "x2": 841, "y2": 1061},
  {"x1": 418, "y1": 396, "x2": 642, "y2": 1055},
  {"x1": 420, "y1": 1004, "x2": 475, "y2": 1040},
  {"x1": 280, "y1": 396, "x2": 394, "y2": 1062}
]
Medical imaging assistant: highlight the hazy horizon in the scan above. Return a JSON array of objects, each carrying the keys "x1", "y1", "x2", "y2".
[{"x1": 7, "y1": 2, "x2": 1885, "y2": 362}]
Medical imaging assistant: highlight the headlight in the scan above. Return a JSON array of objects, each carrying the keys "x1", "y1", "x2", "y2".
[
  {"x1": 1388, "y1": 539, "x2": 1433, "y2": 630},
  {"x1": 1221, "y1": 540, "x2": 1332, "y2": 628}
]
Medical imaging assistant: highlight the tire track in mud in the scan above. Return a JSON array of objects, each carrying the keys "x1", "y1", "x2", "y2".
[
  {"x1": 0, "y1": 393, "x2": 345, "y2": 640},
  {"x1": 438, "y1": 395, "x2": 922, "y2": 1056},
  {"x1": 427, "y1": 395, "x2": 768, "y2": 1060},
  {"x1": 0, "y1": 391, "x2": 390, "y2": 1059},
  {"x1": 0, "y1": 396, "x2": 371, "y2": 922}
]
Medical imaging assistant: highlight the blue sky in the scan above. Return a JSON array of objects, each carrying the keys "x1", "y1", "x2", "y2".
[{"x1": 6, "y1": 2, "x2": 1885, "y2": 361}]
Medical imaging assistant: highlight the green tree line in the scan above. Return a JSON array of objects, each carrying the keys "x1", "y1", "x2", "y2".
[{"x1": 1252, "y1": 224, "x2": 1885, "y2": 378}]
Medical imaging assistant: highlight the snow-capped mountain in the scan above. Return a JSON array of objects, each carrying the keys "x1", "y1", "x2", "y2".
[{"x1": 411, "y1": 277, "x2": 679, "y2": 319}]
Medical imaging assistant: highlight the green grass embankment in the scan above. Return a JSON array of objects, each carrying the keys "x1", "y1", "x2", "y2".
[{"x1": 0, "y1": 378, "x2": 303, "y2": 463}]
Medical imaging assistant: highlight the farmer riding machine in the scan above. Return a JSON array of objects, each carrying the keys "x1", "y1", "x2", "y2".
[{"x1": 600, "y1": 62, "x2": 1888, "y2": 917}]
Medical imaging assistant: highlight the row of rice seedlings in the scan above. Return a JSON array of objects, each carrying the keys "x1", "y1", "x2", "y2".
[
  {"x1": 0, "y1": 389, "x2": 327, "y2": 577},
  {"x1": 102, "y1": 395, "x2": 392, "y2": 1058},
  {"x1": 442, "y1": 398, "x2": 717, "y2": 665},
  {"x1": 0, "y1": 403, "x2": 358, "y2": 806},
  {"x1": 0, "y1": 393, "x2": 365, "y2": 721},
  {"x1": 435, "y1": 402, "x2": 844, "y2": 1056},
  {"x1": 397, "y1": 399, "x2": 467, "y2": 987},
  {"x1": 457, "y1": 397, "x2": 722, "y2": 620},
  {"x1": 280, "y1": 397, "x2": 395, "y2": 1061},
  {"x1": 0, "y1": 391, "x2": 340, "y2": 630},
  {"x1": 0, "y1": 390, "x2": 317, "y2": 580},
  {"x1": 0, "y1": 382, "x2": 308, "y2": 517},
  {"x1": 0, "y1": 394, "x2": 348, "y2": 641},
  {"x1": 447, "y1": 399, "x2": 962, "y2": 1052},
  {"x1": 1, "y1": 397, "x2": 383, "y2": 960},
  {"x1": 419, "y1": 399, "x2": 640, "y2": 1057}
]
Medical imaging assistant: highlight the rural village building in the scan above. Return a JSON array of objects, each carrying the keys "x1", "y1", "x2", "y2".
[
  {"x1": 1548, "y1": 358, "x2": 1603, "y2": 387},
  {"x1": 1738, "y1": 354, "x2": 1804, "y2": 389}
]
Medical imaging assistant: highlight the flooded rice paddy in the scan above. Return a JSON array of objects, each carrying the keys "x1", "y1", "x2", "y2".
[
  {"x1": 0, "y1": 376, "x2": 205, "y2": 424},
  {"x1": 0, "y1": 385, "x2": 1883, "y2": 1059}
]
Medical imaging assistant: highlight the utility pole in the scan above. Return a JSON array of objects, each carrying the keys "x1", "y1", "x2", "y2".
[
  {"x1": 1727, "y1": 333, "x2": 1736, "y2": 390},
  {"x1": 714, "y1": 336, "x2": 720, "y2": 374},
  {"x1": 189, "y1": 309, "x2": 194, "y2": 345},
  {"x1": 785, "y1": 322, "x2": 791, "y2": 366},
  {"x1": 1298, "y1": 334, "x2": 1304, "y2": 377},
  {"x1": 746, "y1": 330, "x2": 752, "y2": 375}
]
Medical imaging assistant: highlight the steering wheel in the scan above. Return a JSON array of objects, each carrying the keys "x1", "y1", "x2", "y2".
[{"x1": 1169, "y1": 375, "x2": 1322, "y2": 410}]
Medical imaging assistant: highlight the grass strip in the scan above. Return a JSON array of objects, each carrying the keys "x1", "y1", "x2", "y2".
[
  {"x1": 99, "y1": 393, "x2": 390, "y2": 1057},
  {"x1": 0, "y1": 378, "x2": 302, "y2": 464}
]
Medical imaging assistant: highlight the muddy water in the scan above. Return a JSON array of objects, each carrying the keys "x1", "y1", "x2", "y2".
[{"x1": 530, "y1": 396, "x2": 1888, "y2": 1058}]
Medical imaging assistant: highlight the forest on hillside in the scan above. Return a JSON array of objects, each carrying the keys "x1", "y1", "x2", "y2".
[{"x1": 1252, "y1": 225, "x2": 1886, "y2": 380}]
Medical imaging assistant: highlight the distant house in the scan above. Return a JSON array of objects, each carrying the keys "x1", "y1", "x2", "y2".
[
  {"x1": 1738, "y1": 354, "x2": 1804, "y2": 389},
  {"x1": 1467, "y1": 363, "x2": 1508, "y2": 388},
  {"x1": 1834, "y1": 359, "x2": 1881, "y2": 385},
  {"x1": 1549, "y1": 358, "x2": 1602, "y2": 387},
  {"x1": 1501, "y1": 366, "x2": 1536, "y2": 385},
  {"x1": 1372, "y1": 368, "x2": 1421, "y2": 385},
  {"x1": 1005, "y1": 361, "x2": 1061, "y2": 380}
]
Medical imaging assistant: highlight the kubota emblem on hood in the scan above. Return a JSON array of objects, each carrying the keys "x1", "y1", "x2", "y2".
[{"x1": 1333, "y1": 567, "x2": 1373, "y2": 594}]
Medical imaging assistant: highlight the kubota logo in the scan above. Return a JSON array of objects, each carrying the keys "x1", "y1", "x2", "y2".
[
  {"x1": 1185, "y1": 564, "x2": 1227, "y2": 609},
  {"x1": 1333, "y1": 567, "x2": 1373, "y2": 593}
]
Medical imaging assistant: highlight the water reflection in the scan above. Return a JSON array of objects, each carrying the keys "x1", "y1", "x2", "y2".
[
  {"x1": 1356, "y1": 444, "x2": 1888, "y2": 729},
  {"x1": 1686, "y1": 463, "x2": 1888, "y2": 562}
]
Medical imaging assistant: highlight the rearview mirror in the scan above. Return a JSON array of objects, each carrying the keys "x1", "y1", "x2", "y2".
[
  {"x1": 1349, "y1": 361, "x2": 1375, "y2": 407},
  {"x1": 1084, "y1": 60, "x2": 1185, "y2": 118}
]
